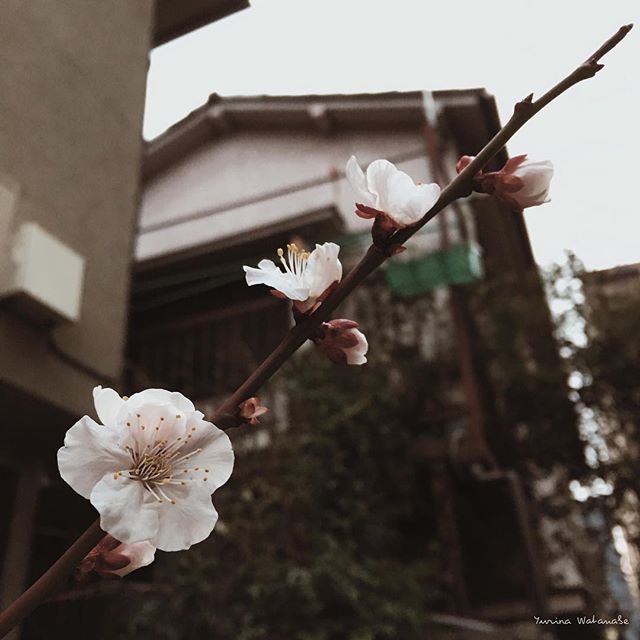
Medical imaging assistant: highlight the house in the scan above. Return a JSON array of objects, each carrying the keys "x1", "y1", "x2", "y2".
[
  {"x1": 131, "y1": 89, "x2": 533, "y2": 399},
  {"x1": 131, "y1": 89, "x2": 589, "y2": 631}
]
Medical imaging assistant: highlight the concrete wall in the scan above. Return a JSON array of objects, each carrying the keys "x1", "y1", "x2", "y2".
[
  {"x1": 0, "y1": 0, "x2": 154, "y2": 418},
  {"x1": 137, "y1": 129, "x2": 466, "y2": 262}
]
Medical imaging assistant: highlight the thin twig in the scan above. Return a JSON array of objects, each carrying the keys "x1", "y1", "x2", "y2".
[
  {"x1": 0, "y1": 23, "x2": 633, "y2": 639},
  {"x1": 213, "y1": 24, "x2": 633, "y2": 428}
]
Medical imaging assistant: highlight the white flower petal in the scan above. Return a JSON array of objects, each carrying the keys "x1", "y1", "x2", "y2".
[
  {"x1": 519, "y1": 159, "x2": 553, "y2": 175},
  {"x1": 509, "y1": 159, "x2": 554, "y2": 208},
  {"x1": 57, "y1": 416, "x2": 129, "y2": 499},
  {"x1": 379, "y1": 167, "x2": 418, "y2": 215},
  {"x1": 345, "y1": 329, "x2": 368, "y2": 365},
  {"x1": 243, "y1": 263, "x2": 309, "y2": 301},
  {"x1": 346, "y1": 156, "x2": 375, "y2": 206},
  {"x1": 149, "y1": 486, "x2": 219, "y2": 552},
  {"x1": 521, "y1": 163, "x2": 553, "y2": 192},
  {"x1": 181, "y1": 417, "x2": 235, "y2": 491},
  {"x1": 364, "y1": 159, "x2": 399, "y2": 210},
  {"x1": 108, "y1": 541, "x2": 157, "y2": 577},
  {"x1": 243, "y1": 259, "x2": 279, "y2": 286},
  {"x1": 256, "y1": 258, "x2": 280, "y2": 272},
  {"x1": 124, "y1": 389, "x2": 195, "y2": 414},
  {"x1": 93, "y1": 386, "x2": 125, "y2": 427},
  {"x1": 305, "y1": 242, "x2": 342, "y2": 300},
  {"x1": 402, "y1": 182, "x2": 441, "y2": 221},
  {"x1": 91, "y1": 474, "x2": 160, "y2": 543},
  {"x1": 355, "y1": 158, "x2": 441, "y2": 227}
]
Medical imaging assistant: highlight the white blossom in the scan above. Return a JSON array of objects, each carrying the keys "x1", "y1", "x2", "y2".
[
  {"x1": 58, "y1": 387, "x2": 234, "y2": 552},
  {"x1": 243, "y1": 242, "x2": 342, "y2": 312},
  {"x1": 346, "y1": 156, "x2": 441, "y2": 227}
]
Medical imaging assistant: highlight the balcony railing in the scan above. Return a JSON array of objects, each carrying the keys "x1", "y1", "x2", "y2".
[{"x1": 127, "y1": 296, "x2": 289, "y2": 400}]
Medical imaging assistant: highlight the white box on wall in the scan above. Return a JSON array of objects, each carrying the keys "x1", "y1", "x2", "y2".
[{"x1": 1, "y1": 221, "x2": 85, "y2": 324}]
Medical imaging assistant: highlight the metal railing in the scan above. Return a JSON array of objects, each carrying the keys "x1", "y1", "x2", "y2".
[{"x1": 128, "y1": 297, "x2": 289, "y2": 399}]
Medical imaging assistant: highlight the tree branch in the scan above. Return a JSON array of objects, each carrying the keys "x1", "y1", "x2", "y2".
[
  {"x1": 0, "y1": 520, "x2": 103, "y2": 638},
  {"x1": 213, "y1": 24, "x2": 633, "y2": 428}
]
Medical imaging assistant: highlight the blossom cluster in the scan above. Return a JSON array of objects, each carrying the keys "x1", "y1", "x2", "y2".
[{"x1": 60, "y1": 151, "x2": 553, "y2": 579}]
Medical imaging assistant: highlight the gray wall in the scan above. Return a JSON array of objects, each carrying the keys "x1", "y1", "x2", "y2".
[{"x1": 0, "y1": 0, "x2": 154, "y2": 418}]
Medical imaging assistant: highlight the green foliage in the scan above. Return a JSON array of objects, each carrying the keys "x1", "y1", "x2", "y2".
[
  {"x1": 124, "y1": 353, "x2": 443, "y2": 640},
  {"x1": 558, "y1": 257, "x2": 640, "y2": 546},
  {"x1": 120, "y1": 256, "x2": 634, "y2": 638},
  {"x1": 468, "y1": 273, "x2": 584, "y2": 473}
]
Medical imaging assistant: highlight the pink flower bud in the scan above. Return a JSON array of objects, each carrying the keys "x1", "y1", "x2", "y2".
[
  {"x1": 455, "y1": 155, "x2": 475, "y2": 174},
  {"x1": 238, "y1": 397, "x2": 269, "y2": 425},
  {"x1": 314, "y1": 319, "x2": 368, "y2": 366},
  {"x1": 78, "y1": 535, "x2": 156, "y2": 580},
  {"x1": 476, "y1": 155, "x2": 553, "y2": 211}
]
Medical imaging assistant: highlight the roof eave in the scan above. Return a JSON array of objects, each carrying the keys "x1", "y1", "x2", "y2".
[
  {"x1": 143, "y1": 89, "x2": 495, "y2": 181},
  {"x1": 153, "y1": 0, "x2": 250, "y2": 47}
]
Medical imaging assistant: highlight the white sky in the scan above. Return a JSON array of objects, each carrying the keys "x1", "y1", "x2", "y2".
[{"x1": 144, "y1": 0, "x2": 639, "y2": 271}]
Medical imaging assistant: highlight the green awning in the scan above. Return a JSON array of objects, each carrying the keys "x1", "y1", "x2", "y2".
[{"x1": 385, "y1": 244, "x2": 483, "y2": 297}]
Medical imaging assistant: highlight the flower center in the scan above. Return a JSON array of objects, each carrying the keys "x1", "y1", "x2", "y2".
[
  {"x1": 277, "y1": 243, "x2": 309, "y2": 283},
  {"x1": 120, "y1": 415, "x2": 208, "y2": 504}
]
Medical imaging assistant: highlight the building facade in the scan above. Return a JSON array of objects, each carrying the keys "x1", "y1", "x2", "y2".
[
  {"x1": 132, "y1": 90, "x2": 533, "y2": 400},
  {"x1": 0, "y1": 2, "x2": 248, "y2": 637}
]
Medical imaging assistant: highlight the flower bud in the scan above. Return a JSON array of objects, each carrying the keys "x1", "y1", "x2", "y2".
[
  {"x1": 78, "y1": 535, "x2": 156, "y2": 580},
  {"x1": 465, "y1": 154, "x2": 554, "y2": 211},
  {"x1": 455, "y1": 155, "x2": 475, "y2": 174},
  {"x1": 314, "y1": 319, "x2": 368, "y2": 366},
  {"x1": 492, "y1": 155, "x2": 553, "y2": 210},
  {"x1": 238, "y1": 397, "x2": 269, "y2": 425}
]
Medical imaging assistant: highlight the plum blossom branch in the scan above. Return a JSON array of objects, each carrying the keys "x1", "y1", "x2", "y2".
[
  {"x1": 0, "y1": 23, "x2": 633, "y2": 639},
  {"x1": 212, "y1": 23, "x2": 633, "y2": 429},
  {"x1": 391, "y1": 23, "x2": 634, "y2": 246}
]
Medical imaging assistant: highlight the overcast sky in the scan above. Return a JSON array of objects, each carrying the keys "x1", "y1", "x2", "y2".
[{"x1": 143, "y1": 0, "x2": 639, "y2": 271}]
